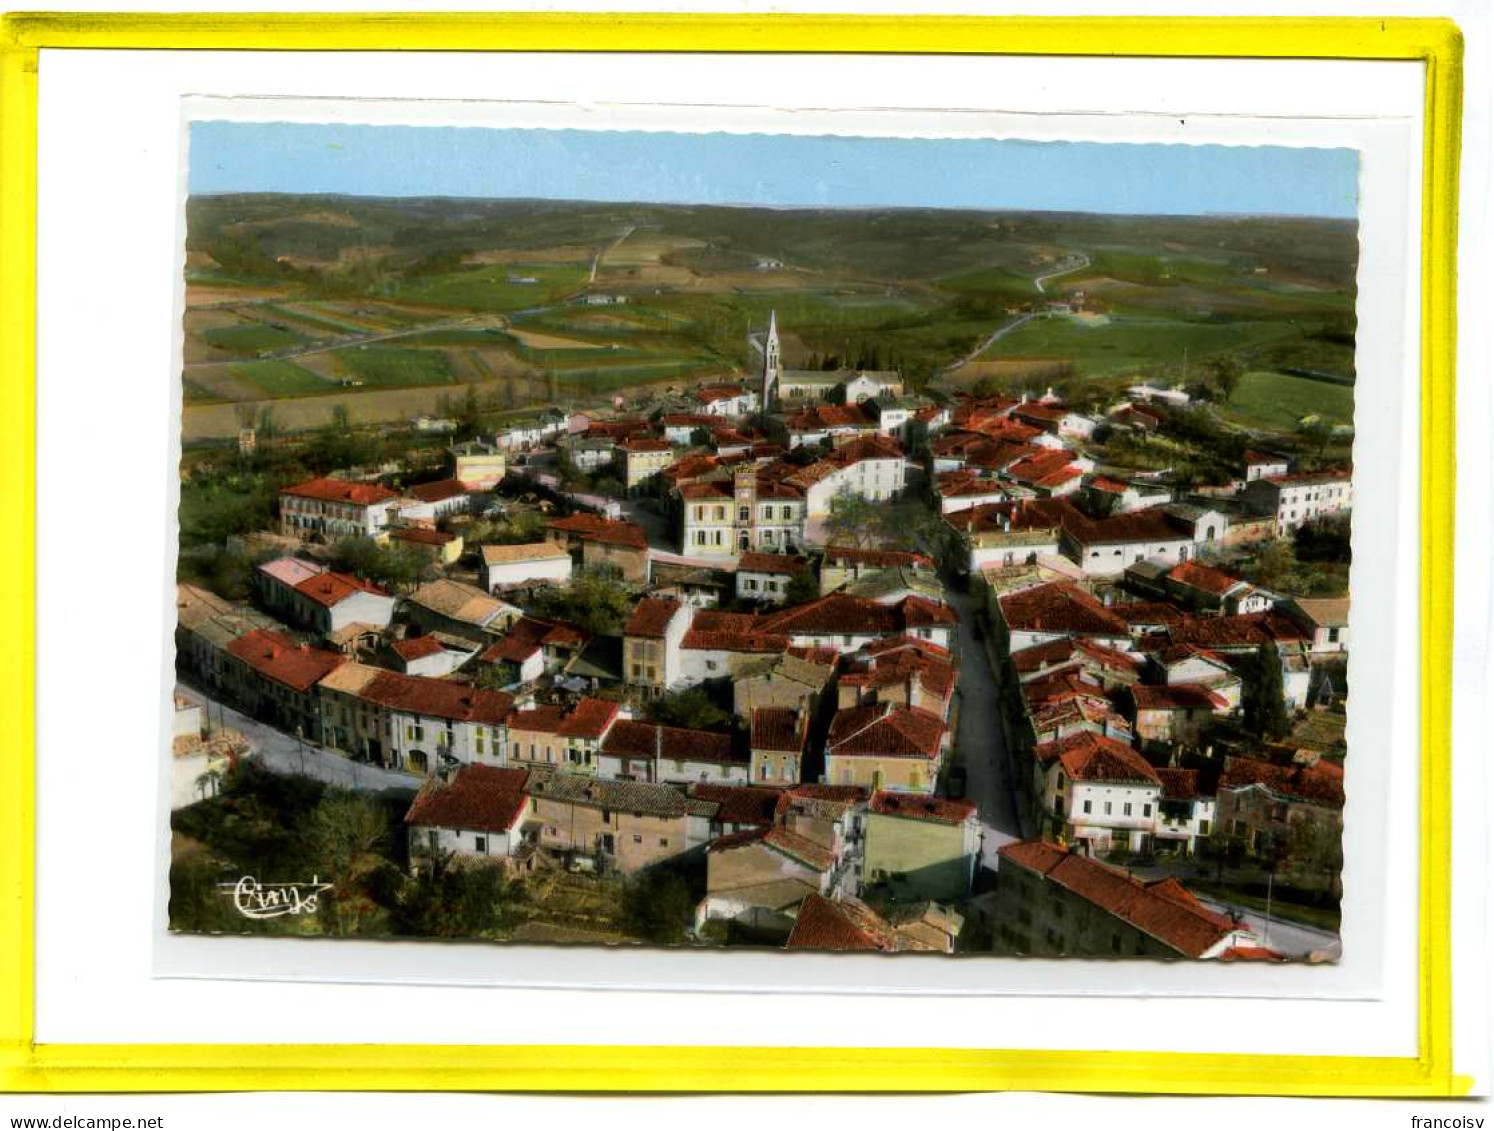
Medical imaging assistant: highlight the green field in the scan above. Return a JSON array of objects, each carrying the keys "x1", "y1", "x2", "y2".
[
  {"x1": 1220, "y1": 370, "x2": 1355, "y2": 432},
  {"x1": 181, "y1": 194, "x2": 1360, "y2": 432},
  {"x1": 390, "y1": 263, "x2": 588, "y2": 312},
  {"x1": 201, "y1": 323, "x2": 311, "y2": 357},
  {"x1": 337, "y1": 346, "x2": 456, "y2": 388},
  {"x1": 982, "y1": 313, "x2": 1306, "y2": 376},
  {"x1": 228, "y1": 359, "x2": 333, "y2": 397}
]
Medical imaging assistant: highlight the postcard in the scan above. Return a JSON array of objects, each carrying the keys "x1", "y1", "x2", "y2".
[{"x1": 167, "y1": 114, "x2": 1358, "y2": 966}]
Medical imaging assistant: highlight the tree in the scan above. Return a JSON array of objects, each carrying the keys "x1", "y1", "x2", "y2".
[
  {"x1": 1243, "y1": 643, "x2": 1291, "y2": 742},
  {"x1": 784, "y1": 568, "x2": 819, "y2": 606},
  {"x1": 306, "y1": 790, "x2": 391, "y2": 936},
  {"x1": 1208, "y1": 356, "x2": 1245, "y2": 402},
  {"x1": 527, "y1": 569, "x2": 634, "y2": 636},
  {"x1": 1294, "y1": 514, "x2": 1352, "y2": 564},
  {"x1": 643, "y1": 687, "x2": 732, "y2": 731},
  {"x1": 328, "y1": 536, "x2": 427, "y2": 592},
  {"x1": 454, "y1": 383, "x2": 483, "y2": 442},
  {"x1": 824, "y1": 491, "x2": 879, "y2": 549}
]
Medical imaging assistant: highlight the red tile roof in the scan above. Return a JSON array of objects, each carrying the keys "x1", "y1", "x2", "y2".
[
  {"x1": 404, "y1": 765, "x2": 529, "y2": 834},
  {"x1": 1165, "y1": 612, "x2": 1307, "y2": 649},
  {"x1": 622, "y1": 437, "x2": 674, "y2": 453},
  {"x1": 827, "y1": 702, "x2": 946, "y2": 760},
  {"x1": 554, "y1": 697, "x2": 620, "y2": 740},
  {"x1": 681, "y1": 610, "x2": 788, "y2": 655},
  {"x1": 359, "y1": 670, "x2": 514, "y2": 725},
  {"x1": 758, "y1": 593, "x2": 954, "y2": 639},
  {"x1": 823, "y1": 545, "x2": 935, "y2": 570},
  {"x1": 1034, "y1": 731, "x2": 1160, "y2": 785},
  {"x1": 505, "y1": 704, "x2": 568, "y2": 735},
  {"x1": 738, "y1": 552, "x2": 809, "y2": 576},
  {"x1": 392, "y1": 636, "x2": 446, "y2": 662},
  {"x1": 1156, "y1": 767, "x2": 1202, "y2": 801},
  {"x1": 786, "y1": 894, "x2": 892, "y2": 952},
  {"x1": 999, "y1": 580, "x2": 1129, "y2": 637},
  {"x1": 390, "y1": 526, "x2": 458, "y2": 546},
  {"x1": 1130, "y1": 683, "x2": 1229, "y2": 711},
  {"x1": 480, "y1": 616, "x2": 590, "y2": 664},
  {"x1": 1219, "y1": 756, "x2": 1345, "y2": 807},
  {"x1": 1011, "y1": 637, "x2": 1141, "y2": 677},
  {"x1": 407, "y1": 478, "x2": 469, "y2": 503},
  {"x1": 870, "y1": 790, "x2": 977, "y2": 825},
  {"x1": 625, "y1": 596, "x2": 683, "y2": 639},
  {"x1": 784, "y1": 403, "x2": 876, "y2": 431},
  {"x1": 1167, "y1": 560, "x2": 1245, "y2": 597},
  {"x1": 226, "y1": 629, "x2": 347, "y2": 692},
  {"x1": 751, "y1": 706, "x2": 807, "y2": 753},
  {"x1": 1116, "y1": 600, "x2": 1188, "y2": 626},
  {"x1": 696, "y1": 383, "x2": 750, "y2": 404},
  {"x1": 688, "y1": 784, "x2": 780, "y2": 827},
  {"x1": 998, "y1": 839, "x2": 1241, "y2": 957},
  {"x1": 293, "y1": 570, "x2": 390, "y2": 608},
  {"x1": 1262, "y1": 466, "x2": 1352, "y2": 487},
  {"x1": 600, "y1": 718, "x2": 739, "y2": 764},
  {"x1": 280, "y1": 477, "x2": 396, "y2": 506}
]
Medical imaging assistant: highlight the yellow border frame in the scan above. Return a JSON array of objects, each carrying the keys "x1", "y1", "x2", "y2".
[{"x1": 0, "y1": 12, "x2": 1466, "y2": 1096}]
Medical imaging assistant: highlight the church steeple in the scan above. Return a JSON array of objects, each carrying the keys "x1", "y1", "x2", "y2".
[{"x1": 762, "y1": 309, "x2": 781, "y2": 412}]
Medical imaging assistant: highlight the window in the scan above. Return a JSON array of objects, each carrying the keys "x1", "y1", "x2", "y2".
[
  {"x1": 1199, "y1": 818, "x2": 1211, "y2": 836},
  {"x1": 1104, "y1": 802, "x2": 1113, "y2": 815},
  {"x1": 1082, "y1": 800, "x2": 1092, "y2": 814},
  {"x1": 633, "y1": 834, "x2": 642, "y2": 844},
  {"x1": 1123, "y1": 802, "x2": 1133, "y2": 817},
  {"x1": 475, "y1": 836, "x2": 487, "y2": 854},
  {"x1": 659, "y1": 838, "x2": 669, "y2": 848},
  {"x1": 1143, "y1": 803, "x2": 1152, "y2": 818}
]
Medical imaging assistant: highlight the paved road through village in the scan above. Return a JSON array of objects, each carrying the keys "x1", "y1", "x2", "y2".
[
  {"x1": 946, "y1": 581, "x2": 1031, "y2": 871},
  {"x1": 176, "y1": 681, "x2": 420, "y2": 796}
]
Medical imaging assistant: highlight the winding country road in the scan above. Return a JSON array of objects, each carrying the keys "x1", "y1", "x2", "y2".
[{"x1": 1034, "y1": 251, "x2": 1091, "y2": 294}]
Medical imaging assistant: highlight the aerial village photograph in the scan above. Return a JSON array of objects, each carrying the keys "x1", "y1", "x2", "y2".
[{"x1": 169, "y1": 120, "x2": 1357, "y2": 963}]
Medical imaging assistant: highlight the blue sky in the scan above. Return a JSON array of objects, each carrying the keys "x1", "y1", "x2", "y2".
[{"x1": 188, "y1": 121, "x2": 1358, "y2": 218}]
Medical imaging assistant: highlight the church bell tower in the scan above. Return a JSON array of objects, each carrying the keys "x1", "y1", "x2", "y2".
[{"x1": 762, "y1": 309, "x2": 781, "y2": 413}]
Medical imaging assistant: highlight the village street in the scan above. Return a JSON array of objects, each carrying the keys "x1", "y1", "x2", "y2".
[
  {"x1": 946, "y1": 581, "x2": 1031, "y2": 871},
  {"x1": 175, "y1": 681, "x2": 420, "y2": 795}
]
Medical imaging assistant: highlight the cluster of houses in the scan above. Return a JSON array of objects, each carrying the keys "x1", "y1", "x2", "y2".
[{"x1": 175, "y1": 309, "x2": 1352, "y2": 958}]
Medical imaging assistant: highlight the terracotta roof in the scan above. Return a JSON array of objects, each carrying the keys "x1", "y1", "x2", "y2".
[
  {"x1": 258, "y1": 557, "x2": 322, "y2": 587},
  {"x1": 1165, "y1": 612, "x2": 1307, "y2": 649},
  {"x1": 1156, "y1": 767, "x2": 1202, "y2": 801},
  {"x1": 681, "y1": 609, "x2": 788, "y2": 654},
  {"x1": 625, "y1": 596, "x2": 683, "y2": 639},
  {"x1": 750, "y1": 706, "x2": 807, "y2": 753},
  {"x1": 1011, "y1": 637, "x2": 1141, "y2": 677},
  {"x1": 280, "y1": 477, "x2": 396, "y2": 506},
  {"x1": 505, "y1": 704, "x2": 569, "y2": 735},
  {"x1": 661, "y1": 413, "x2": 718, "y2": 427},
  {"x1": 358, "y1": 670, "x2": 514, "y2": 725},
  {"x1": 480, "y1": 616, "x2": 589, "y2": 665},
  {"x1": 758, "y1": 593, "x2": 954, "y2": 639},
  {"x1": 226, "y1": 629, "x2": 346, "y2": 692},
  {"x1": 1262, "y1": 466, "x2": 1352, "y2": 487},
  {"x1": 738, "y1": 552, "x2": 809, "y2": 576},
  {"x1": 1167, "y1": 560, "x2": 1246, "y2": 597},
  {"x1": 293, "y1": 570, "x2": 390, "y2": 608},
  {"x1": 1130, "y1": 683, "x2": 1229, "y2": 711},
  {"x1": 390, "y1": 526, "x2": 458, "y2": 547},
  {"x1": 827, "y1": 702, "x2": 946, "y2": 760},
  {"x1": 392, "y1": 636, "x2": 446, "y2": 662},
  {"x1": 407, "y1": 478, "x2": 469, "y2": 503},
  {"x1": 784, "y1": 403, "x2": 876, "y2": 432},
  {"x1": 998, "y1": 839, "x2": 1241, "y2": 957},
  {"x1": 601, "y1": 718, "x2": 739, "y2": 764},
  {"x1": 546, "y1": 513, "x2": 615, "y2": 536},
  {"x1": 688, "y1": 784, "x2": 781, "y2": 827},
  {"x1": 1116, "y1": 601, "x2": 1188, "y2": 627},
  {"x1": 1243, "y1": 449, "x2": 1289, "y2": 467},
  {"x1": 870, "y1": 790, "x2": 977, "y2": 825},
  {"x1": 786, "y1": 894, "x2": 892, "y2": 952},
  {"x1": 823, "y1": 545, "x2": 935, "y2": 570},
  {"x1": 1037, "y1": 731, "x2": 1160, "y2": 785},
  {"x1": 554, "y1": 697, "x2": 620, "y2": 740},
  {"x1": 999, "y1": 580, "x2": 1129, "y2": 637},
  {"x1": 696, "y1": 383, "x2": 750, "y2": 404},
  {"x1": 622, "y1": 437, "x2": 674, "y2": 453},
  {"x1": 404, "y1": 765, "x2": 530, "y2": 833},
  {"x1": 1219, "y1": 756, "x2": 1345, "y2": 807}
]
